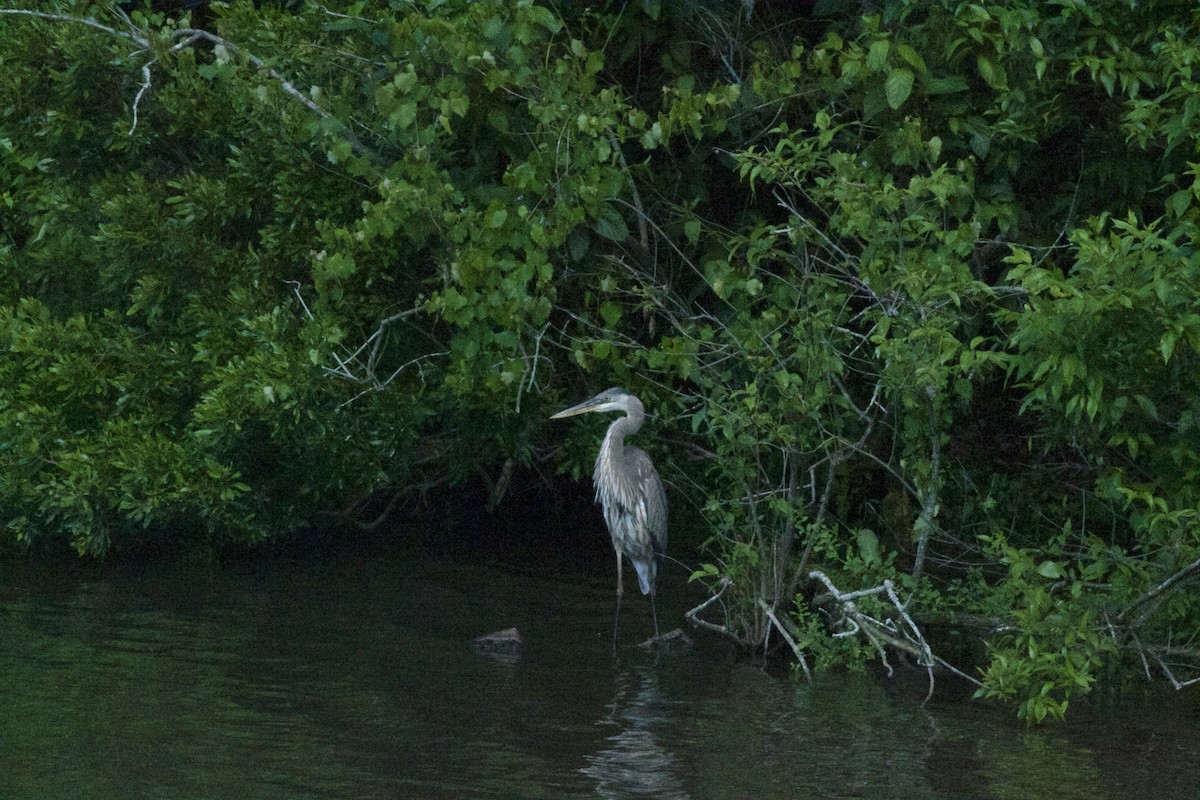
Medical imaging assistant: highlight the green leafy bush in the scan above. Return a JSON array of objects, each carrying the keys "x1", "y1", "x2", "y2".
[{"x1": 2, "y1": 0, "x2": 1198, "y2": 720}]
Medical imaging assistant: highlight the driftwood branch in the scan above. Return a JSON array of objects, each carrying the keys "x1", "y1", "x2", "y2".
[
  {"x1": 1152, "y1": 649, "x2": 1200, "y2": 690},
  {"x1": 758, "y1": 598, "x2": 812, "y2": 680},
  {"x1": 1094, "y1": 556, "x2": 1200, "y2": 691},
  {"x1": 809, "y1": 570, "x2": 981, "y2": 701}
]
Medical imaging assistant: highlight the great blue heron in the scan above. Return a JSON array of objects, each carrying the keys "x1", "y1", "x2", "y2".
[{"x1": 551, "y1": 387, "x2": 667, "y2": 649}]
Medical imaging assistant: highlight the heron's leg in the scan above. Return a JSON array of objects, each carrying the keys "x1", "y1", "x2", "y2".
[
  {"x1": 650, "y1": 589, "x2": 659, "y2": 640},
  {"x1": 612, "y1": 549, "x2": 623, "y2": 654}
]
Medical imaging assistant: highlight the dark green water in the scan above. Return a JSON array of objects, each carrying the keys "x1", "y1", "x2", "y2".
[{"x1": 1, "y1": 544, "x2": 1197, "y2": 800}]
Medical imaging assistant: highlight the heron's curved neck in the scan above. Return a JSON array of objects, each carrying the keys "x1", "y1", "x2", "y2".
[{"x1": 601, "y1": 399, "x2": 644, "y2": 459}]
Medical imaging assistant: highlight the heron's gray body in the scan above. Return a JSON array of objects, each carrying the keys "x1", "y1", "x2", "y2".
[
  {"x1": 551, "y1": 387, "x2": 668, "y2": 643},
  {"x1": 593, "y1": 411, "x2": 667, "y2": 596}
]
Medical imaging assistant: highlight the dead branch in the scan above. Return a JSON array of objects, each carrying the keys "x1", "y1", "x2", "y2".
[
  {"x1": 1120, "y1": 618, "x2": 1200, "y2": 690},
  {"x1": 129, "y1": 60, "x2": 153, "y2": 135},
  {"x1": 168, "y1": 27, "x2": 383, "y2": 164},
  {"x1": 758, "y1": 598, "x2": 812, "y2": 680},
  {"x1": 808, "y1": 570, "x2": 981, "y2": 701},
  {"x1": 287, "y1": 280, "x2": 434, "y2": 398},
  {"x1": 911, "y1": 391, "x2": 942, "y2": 582},
  {"x1": 1152, "y1": 651, "x2": 1200, "y2": 690},
  {"x1": 684, "y1": 576, "x2": 735, "y2": 637},
  {"x1": 1117, "y1": 556, "x2": 1200, "y2": 628},
  {"x1": 0, "y1": 9, "x2": 133, "y2": 39}
]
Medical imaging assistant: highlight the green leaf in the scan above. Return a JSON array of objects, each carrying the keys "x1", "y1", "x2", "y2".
[
  {"x1": 683, "y1": 218, "x2": 701, "y2": 246},
  {"x1": 323, "y1": 16, "x2": 369, "y2": 32},
  {"x1": 885, "y1": 68, "x2": 914, "y2": 110},
  {"x1": 976, "y1": 55, "x2": 1008, "y2": 90},
  {"x1": 595, "y1": 207, "x2": 629, "y2": 242},
  {"x1": 487, "y1": 109, "x2": 510, "y2": 133},
  {"x1": 1167, "y1": 189, "x2": 1191, "y2": 218},
  {"x1": 448, "y1": 94, "x2": 470, "y2": 117},
  {"x1": 926, "y1": 75, "x2": 969, "y2": 94},
  {"x1": 567, "y1": 228, "x2": 590, "y2": 262},
  {"x1": 1036, "y1": 560, "x2": 1063, "y2": 579},
  {"x1": 1160, "y1": 329, "x2": 1179, "y2": 363},
  {"x1": 866, "y1": 39, "x2": 891, "y2": 71},
  {"x1": 640, "y1": 121, "x2": 663, "y2": 150},
  {"x1": 970, "y1": 131, "x2": 991, "y2": 159},
  {"x1": 862, "y1": 82, "x2": 888, "y2": 119},
  {"x1": 856, "y1": 529, "x2": 881, "y2": 566},
  {"x1": 391, "y1": 102, "x2": 416, "y2": 129},
  {"x1": 524, "y1": 4, "x2": 562, "y2": 34},
  {"x1": 599, "y1": 300, "x2": 622, "y2": 327},
  {"x1": 481, "y1": 14, "x2": 505, "y2": 40}
]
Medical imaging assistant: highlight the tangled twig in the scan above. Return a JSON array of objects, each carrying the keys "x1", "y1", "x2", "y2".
[{"x1": 809, "y1": 570, "x2": 980, "y2": 703}]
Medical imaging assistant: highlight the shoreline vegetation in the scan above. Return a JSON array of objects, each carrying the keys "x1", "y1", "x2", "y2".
[{"x1": 1, "y1": 0, "x2": 1198, "y2": 721}]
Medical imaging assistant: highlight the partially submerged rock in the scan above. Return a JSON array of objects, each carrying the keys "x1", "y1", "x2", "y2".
[
  {"x1": 638, "y1": 627, "x2": 693, "y2": 652},
  {"x1": 472, "y1": 627, "x2": 524, "y2": 661}
]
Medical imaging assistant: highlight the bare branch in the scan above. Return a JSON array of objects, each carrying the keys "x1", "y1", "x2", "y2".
[
  {"x1": 758, "y1": 598, "x2": 812, "y2": 680},
  {"x1": 808, "y1": 570, "x2": 981, "y2": 696},
  {"x1": 912, "y1": 391, "x2": 942, "y2": 582},
  {"x1": 316, "y1": 4, "x2": 384, "y2": 24},
  {"x1": 1, "y1": 10, "x2": 385, "y2": 163},
  {"x1": 1118, "y1": 556, "x2": 1200, "y2": 628},
  {"x1": 0, "y1": 9, "x2": 144, "y2": 44},
  {"x1": 685, "y1": 576, "x2": 735, "y2": 637},
  {"x1": 129, "y1": 61, "x2": 154, "y2": 136},
  {"x1": 165, "y1": 27, "x2": 385, "y2": 165},
  {"x1": 1121, "y1": 617, "x2": 1200, "y2": 690},
  {"x1": 1153, "y1": 650, "x2": 1200, "y2": 690},
  {"x1": 285, "y1": 280, "x2": 315, "y2": 321},
  {"x1": 285, "y1": 283, "x2": 435, "y2": 404}
]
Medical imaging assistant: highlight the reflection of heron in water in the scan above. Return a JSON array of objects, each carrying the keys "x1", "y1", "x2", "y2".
[
  {"x1": 551, "y1": 388, "x2": 667, "y2": 649},
  {"x1": 581, "y1": 669, "x2": 690, "y2": 800}
]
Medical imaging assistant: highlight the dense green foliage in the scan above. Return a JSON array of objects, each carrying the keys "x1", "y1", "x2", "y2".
[{"x1": 2, "y1": 0, "x2": 1198, "y2": 720}]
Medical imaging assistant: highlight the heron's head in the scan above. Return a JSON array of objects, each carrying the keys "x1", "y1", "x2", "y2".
[{"x1": 549, "y1": 387, "x2": 639, "y2": 419}]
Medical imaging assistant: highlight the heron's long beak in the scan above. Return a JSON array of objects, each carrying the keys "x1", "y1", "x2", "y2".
[{"x1": 550, "y1": 396, "x2": 607, "y2": 419}]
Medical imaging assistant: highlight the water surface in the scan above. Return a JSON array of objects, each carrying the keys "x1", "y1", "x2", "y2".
[{"x1": 1, "y1": 542, "x2": 1197, "y2": 799}]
